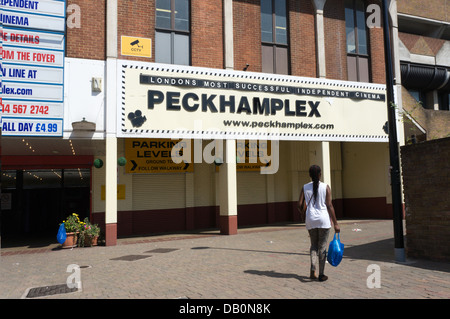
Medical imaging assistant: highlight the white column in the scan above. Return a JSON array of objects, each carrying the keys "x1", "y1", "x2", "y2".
[
  {"x1": 185, "y1": 172, "x2": 195, "y2": 230},
  {"x1": 220, "y1": 1, "x2": 238, "y2": 234},
  {"x1": 105, "y1": 0, "x2": 118, "y2": 245},
  {"x1": 309, "y1": 141, "x2": 331, "y2": 186},
  {"x1": 105, "y1": 137, "x2": 117, "y2": 223},
  {"x1": 224, "y1": 0, "x2": 234, "y2": 70},
  {"x1": 313, "y1": 0, "x2": 327, "y2": 78},
  {"x1": 218, "y1": 139, "x2": 238, "y2": 234},
  {"x1": 321, "y1": 141, "x2": 331, "y2": 187},
  {"x1": 312, "y1": 1, "x2": 331, "y2": 190},
  {"x1": 266, "y1": 173, "x2": 276, "y2": 223}
]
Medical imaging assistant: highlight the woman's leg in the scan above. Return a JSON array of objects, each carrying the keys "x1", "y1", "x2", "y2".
[
  {"x1": 308, "y1": 228, "x2": 319, "y2": 276},
  {"x1": 317, "y1": 228, "x2": 331, "y2": 278}
]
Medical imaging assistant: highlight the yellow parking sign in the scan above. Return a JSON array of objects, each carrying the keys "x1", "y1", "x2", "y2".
[
  {"x1": 121, "y1": 36, "x2": 152, "y2": 58},
  {"x1": 125, "y1": 138, "x2": 194, "y2": 174}
]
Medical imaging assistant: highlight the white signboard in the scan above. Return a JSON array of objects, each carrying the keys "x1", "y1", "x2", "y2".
[
  {"x1": 1, "y1": 62, "x2": 64, "y2": 84},
  {"x1": 118, "y1": 62, "x2": 389, "y2": 142},
  {"x1": 2, "y1": 81, "x2": 63, "y2": 100},
  {"x1": 1, "y1": 45, "x2": 64, "y2": 67},
  {"x1": 1, "y1": 100, "x2": 63, "y2": 118},
  {"x1": 0, "y1": 0, "x2": 66, "y2": 17},
  {"x1": 0, "y1": 9, "x2": 65, "y2": 31},
  {"x1": 1, "y1": 27, "x2": 65, "y2": 50},
  {"x1": 1, "y1": 116, "x2": 63, "y2": 136},
  {"x1": 0, "y1": 0, "x2": 66, "y2": 137}
]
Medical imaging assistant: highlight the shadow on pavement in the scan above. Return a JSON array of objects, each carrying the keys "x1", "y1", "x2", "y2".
[
  {"x1": 1, "y1": 235, "x2": 57, "y2": 249},
  {"x1": 192, "y1": 246, "x2": 309, "y2": 257},
  {"x1": 343, "y1": 238, "x2": 450, "y2": 273},
  {"x1": 243, "y1": 270, "x2": 313, "y2": 283},
  {"x1": 343, "y1": 238, "x2": 395, "y2": 262}
]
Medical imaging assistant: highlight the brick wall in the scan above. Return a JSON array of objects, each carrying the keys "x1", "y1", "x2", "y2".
[
  {"x1": 323, "y1": 0, "x2": 386, "y2": 83},
  {"x1": 400, "y1": 137, "x2": 450, "y2": 261},
  {"x1": 397, "y1": 0, "x2": 449, "y2": 23},
  {"x1": 402, "y1": 87, "x2": 450, "y2": 141},
  {"x1": 66, "y1": 0, "x2": 106, "y2": 60},
  {"x1": 367, "y1": 0, "x2": 386, "y2": 85},
  {"x1": 289, "y1": 0, "x2": 316, "y2": 78},
  {"x1": 398, "y1": 32, "x2": 446, "y2": 56},
  {"x1": 117, "y1": 0, "x2": 155, "y2": 62},
  {"x1": 233, "y1": 0, "x2": 261, "y2": 72},
  {"x1": 324, "y1": 0, "x2": 347, "y2": 81},
  {"x1": 191, "y1": 0, "x2": 224, "y2": 69},
  {"x1": 65, "y1": 0, "x2": 387, "y2": 83}
]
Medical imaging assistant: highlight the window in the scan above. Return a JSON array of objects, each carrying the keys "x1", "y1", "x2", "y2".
[
  {"x1": 408, "y1": 90, "x2": 426, "y2": 107},
  {"x1": 261, "y1": 0, "x2": 289, "y2": 75},
  {"x1": 438, "y1": 92, "x2": 450, "y2": 111},
  {"x1": 345, "y1": 0, "x2": 370, "y2": 82},
  {"x1": 155, "y1": 0, "x2": 190, "y2": 65}
]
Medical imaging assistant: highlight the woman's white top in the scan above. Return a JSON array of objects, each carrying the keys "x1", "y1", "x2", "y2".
[{"x1": 303, "y1": 181, "x2": 331, "y2": 230}]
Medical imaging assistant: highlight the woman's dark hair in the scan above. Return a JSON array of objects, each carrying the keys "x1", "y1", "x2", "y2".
[{"x1": 309, "y1": 165, "x2": 321, "y2": 204}]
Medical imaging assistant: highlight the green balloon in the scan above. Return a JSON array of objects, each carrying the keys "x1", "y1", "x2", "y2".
[
  {"x1": 93, "y1": 158, "x2": 103, "y2": 168},
  {"x1": 118, "y1": 157, "x2": 127, "y2": 166}
]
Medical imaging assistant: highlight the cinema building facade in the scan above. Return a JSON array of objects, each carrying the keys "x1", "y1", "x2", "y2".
[{"x1": 2, "y1": 0, "x2": 447, "y2": 246}]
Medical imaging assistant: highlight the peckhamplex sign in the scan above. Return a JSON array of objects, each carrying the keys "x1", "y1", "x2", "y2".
[{"x1": 118, "y1": 62, "x2": 388, "y2": 142}]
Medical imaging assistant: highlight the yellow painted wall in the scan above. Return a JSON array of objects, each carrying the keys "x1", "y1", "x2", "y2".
[
  {"x1": 92, "y1": 139, "x2": 391, "y2": 216},
  {"x1": 341, "y1": 142, "x2": 390, "y2": 200}
]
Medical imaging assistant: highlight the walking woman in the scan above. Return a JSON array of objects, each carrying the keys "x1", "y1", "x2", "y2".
[{"x1": 298, "y1": 165, "x2": 340, "y2": 282}]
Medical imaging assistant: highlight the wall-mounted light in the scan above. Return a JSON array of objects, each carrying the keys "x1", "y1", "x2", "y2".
[{"x1": 92, "y1": 77, "x2": 102, "y2": 92}]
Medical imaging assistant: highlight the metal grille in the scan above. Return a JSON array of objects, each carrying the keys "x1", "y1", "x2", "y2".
[
  {"x1": 110, "y1": 255, "x2": 151, "y2": 261},
  {"x1": 145, "y1": 248, "x2": 179, "y2": 253},
  {"x1": 25, "y1": 284, "x2": 79, "y2": 298}
]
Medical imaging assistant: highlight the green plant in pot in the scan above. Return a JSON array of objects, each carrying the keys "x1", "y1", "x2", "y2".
[
  {"x1": 79, "y1": 217, "x2": 100, "y2": 247},
  {"x1": 60, "y1": 213, "x2": 83, "y2": 248}
]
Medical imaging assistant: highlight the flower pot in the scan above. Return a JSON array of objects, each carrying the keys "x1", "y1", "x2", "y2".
[
  {"x1": 84, "y1": 235, "x2": 99, "y2": 247},
  {"x1": 62, "y1": 232, "x2": 78, "y2": 248}
]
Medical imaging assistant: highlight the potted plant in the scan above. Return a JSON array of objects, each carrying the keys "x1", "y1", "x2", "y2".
[
  {"x1": 61, "y1": 213, "x2": 82, "y2": 248},
  {"x1": 79, "y1": 218, "x2": 100, "y2": 247}
]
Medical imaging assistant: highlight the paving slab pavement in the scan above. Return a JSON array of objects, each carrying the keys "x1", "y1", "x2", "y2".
[{"x1": 0, "y1": 219, "x2": 449, "y2": 305}]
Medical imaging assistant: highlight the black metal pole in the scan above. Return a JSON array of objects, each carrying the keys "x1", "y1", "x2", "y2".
[{"x1": 381, "y1": 0, "x2": 405, "y2": 262}]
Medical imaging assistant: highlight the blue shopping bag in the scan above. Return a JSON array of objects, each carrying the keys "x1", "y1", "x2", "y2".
[
  {"x1": 57, "y1": 223, "x2": 67, "y2": 244},
  {"x1": 327, "y1": 233, "x2": 344, "y2": 267}
]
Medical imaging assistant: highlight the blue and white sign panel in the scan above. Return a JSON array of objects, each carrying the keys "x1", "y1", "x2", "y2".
[
  {"x1": 1, "y1": 62, "x2": 64, "y2": 84},
  {"x1": 0, "y1": 0, "x2": 66, "y2": 17},
  {"x1": 0, "y1": 9, "x2": 65, "y2": 31},
  {"x1": 0, "y1": 5, "x2": 3, "y2": 122},
  {"x1": 0, "y1": 100, "x2": 63, "y2": 117},
  {"x1": 2, "y1": 80, "x2": 63, "y2": 100},
  {"x1": 1, "y1": 45, "x2": 64, "y2": 66},
  {"x1": 1, "y1": 116, "x2": 63, "y2": 136},
  {"x1": 1, "y1": 0, "x2": 65, "y2": 137},
  {"x1": 1, "y1": 27, "x2": 65, "y2": 50}
]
